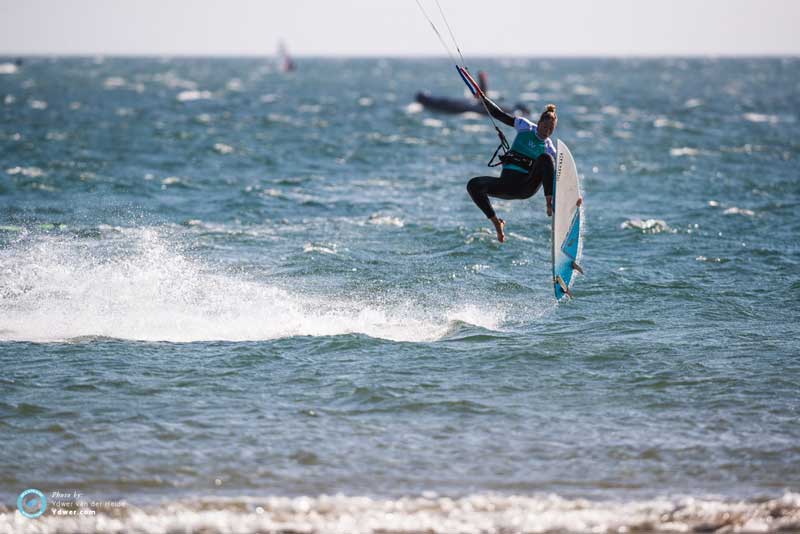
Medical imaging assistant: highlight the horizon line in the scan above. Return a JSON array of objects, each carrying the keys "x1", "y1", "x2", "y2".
[{"x1": 2, "y1": 52, "x2": 799, "y2": 60}]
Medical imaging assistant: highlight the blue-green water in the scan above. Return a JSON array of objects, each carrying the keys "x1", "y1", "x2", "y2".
[{"x1": 1, "y1": 57, "x2": 799, "y2": 532}]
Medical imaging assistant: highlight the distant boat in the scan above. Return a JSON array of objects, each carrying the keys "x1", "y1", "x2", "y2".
[
  {"x1": 277, "y1": 40, "x2": 296, "y2": 72},
  {"x1": 0, "y1": 61, "x2": 19, "y2": 75},
  {"x1": 415, "y1": 71, "x2": 529, "y2": 115},
  {"x1": 415, "y1": 91, "x2": 484, "y2": 114}
]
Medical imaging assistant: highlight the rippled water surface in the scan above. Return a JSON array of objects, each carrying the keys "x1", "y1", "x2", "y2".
[{"x1": 1, "y1": 57, "x2": 799, "y2": 531}]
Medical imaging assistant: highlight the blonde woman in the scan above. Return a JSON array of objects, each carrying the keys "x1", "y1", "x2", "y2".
[{"x1": 467, "y1": 102, "x2": 558, "y2": 242}]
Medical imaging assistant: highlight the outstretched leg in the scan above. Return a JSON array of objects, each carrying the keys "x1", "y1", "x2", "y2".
[{"x1": 467, "y1": 176, "x2": 507, "y2": 242}]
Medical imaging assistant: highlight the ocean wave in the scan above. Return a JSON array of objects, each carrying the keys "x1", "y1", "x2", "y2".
[
  {"x1": 177, "y1": 90, "x2": 213, "y2": 102},
  {"x1": 1, "y1": 492, "x2": 798, "y2": 534},
  {"x1": 743, "y1": 112, "x2": 780, "y2": 124},
  {"x1": 707, "y1": 201, "x2": 756, "y2": 216},
  {"x1": 653, "y1": 117, "x2": 685, "y2": 129},
  {"x1": 620, "y1": 219, "x2": 672, "y2": 234},
  {"x1": 5, "y1": 166, "x2": 45, "y2": 178},
  {"x1": 572, "y1": 84, "x2": 596, "y2": 95},
  {"x1": 669, "y1": 147, "x2": 702, "y2": 157},
  {"x1": 303, "y1": 242, "x2": 338, "y2": 254},
  {"x1": 364, "y1": 133, "x2": 426, "y2": 145},
  {"x1": 0, "y1": 229, "x2": 504, "y2": 343},
  {"x1": 422, "y1": 118, "x2": 444, "y2": 128},
  {"x1": 404, "y1": 102, "x2": 423, "y2": 114},
  {"x1": 153, "y1": 72, "x2": 197, "y2": 90},
  {"x1": 366, "y1": 214, "x2": 404, "y2": 227},
  {"x1": 212, "y1": 143, "x2": 235, "y2": 154},
  {"x1": 723, "y1": 207, "x2": 756, "y2": 217},
  {"x1": 102, "y1": 76, "x2": 127, "y2": 89}
]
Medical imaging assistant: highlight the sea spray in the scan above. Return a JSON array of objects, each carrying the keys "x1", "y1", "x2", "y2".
[{"x1": 0, "y1": 227, "x2": 507, "y2": 343}]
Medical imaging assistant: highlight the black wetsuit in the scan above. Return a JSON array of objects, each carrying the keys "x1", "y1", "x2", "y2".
[{"x1": 466, "y1": 98, "x2": 555, "y2": 219}]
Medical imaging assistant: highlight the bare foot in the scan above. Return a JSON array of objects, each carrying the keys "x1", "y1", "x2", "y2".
[{"x1": 491, "y1": 217, "x2": 505, "y2": 243}]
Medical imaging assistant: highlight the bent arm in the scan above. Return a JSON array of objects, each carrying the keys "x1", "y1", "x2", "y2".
[{"x1": 480, "y1": 95, "x2": 515, "y2": 127}]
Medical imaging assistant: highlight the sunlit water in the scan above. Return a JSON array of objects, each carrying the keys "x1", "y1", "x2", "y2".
[{"x1": 1, "y1": 57, "x2": 799, "y2": 532}]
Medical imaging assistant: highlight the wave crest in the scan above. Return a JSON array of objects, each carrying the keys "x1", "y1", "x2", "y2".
[
  {"x1": 0, "y1": 228, "x2": 503, "y2": 343},
  {"x1": 1, "y1": 492, "x2": 798, "y2": 534}
]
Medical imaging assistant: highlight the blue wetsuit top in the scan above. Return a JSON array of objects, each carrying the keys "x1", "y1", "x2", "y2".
[
  {"x1": 504, "y1": 116, "x2": 557, "y2": 173},
  {"x1": 479, "y1": 95, "x2": 556, "y2": 174}
]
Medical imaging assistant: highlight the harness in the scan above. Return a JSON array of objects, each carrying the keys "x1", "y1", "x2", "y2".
[
  {"x1": 494, "y1": 150, "x2": 536, "y2": 171},
  {"x1": 487, "y1": 130, "x2": 510, "y2": 167}
]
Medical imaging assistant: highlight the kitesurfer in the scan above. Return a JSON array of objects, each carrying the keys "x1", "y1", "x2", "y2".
[
  {"x1": 477, "y1": 71, "x2": 488, "y2": 93},
  {"x1": 466, "y1": 101, "x2": 558, "y2": 243}
]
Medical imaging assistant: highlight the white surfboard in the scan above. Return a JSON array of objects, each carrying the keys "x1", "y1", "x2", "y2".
[{"x1": 551, "y1": 140, "x2": 584, "y2": 300}]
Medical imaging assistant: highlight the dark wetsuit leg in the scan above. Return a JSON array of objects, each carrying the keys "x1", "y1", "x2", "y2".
[
  {"x1": 466, "y1": 153, "x2": 555, "y2": 219},
  {"x1": 531, "y1": 153, "x2": 555, "y2": 198}
]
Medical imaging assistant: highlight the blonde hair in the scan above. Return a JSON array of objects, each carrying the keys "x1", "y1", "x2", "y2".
[{"x1": 540, "y1": 103, "x2": 557, "y2": 123}]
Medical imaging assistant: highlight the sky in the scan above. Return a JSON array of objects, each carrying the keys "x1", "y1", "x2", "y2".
[{"x1": 0, "y1": 0, "x2": 798, "y2": 57}]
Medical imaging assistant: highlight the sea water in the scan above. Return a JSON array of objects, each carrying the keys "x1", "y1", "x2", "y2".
[{"x1": 1, "y1": 57, "x2": 799, "y2": 532}]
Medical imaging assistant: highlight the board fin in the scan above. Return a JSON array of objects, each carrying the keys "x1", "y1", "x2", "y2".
[
  {"x1": 555, "y1": 275, "x2": 572, "y2": 298},
  {"x1": 572, "y1": 261, "x2": 584, "y2": 275}
]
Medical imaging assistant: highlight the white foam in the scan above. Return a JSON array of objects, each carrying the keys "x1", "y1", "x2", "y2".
[
  {"x1": 0, "y1": 63, "x2": 18, "y2": 74},
  {"x1": 367, "y1": 214, "x2": 404, "y2": 227},
  {"x1": 154, "y1": 72, "x2": 197, "y2": 90},
  {"x1": 621, "y1": 218, "x2": 671, "y2": 234},
  {"x1": 6, "y1": 166, "x2": 45, "y2": 177},
  {"x1": 743, "y1": 112, "x2": 780, "y2": 124},
  {"x1": 2, "y1": 493, "x2": 798, "y2": 534},
  {"x1": 160, "y1": 176, "x2": 183, "y2": 185},
  {"x1": 653, "y1": 117, "x2": 685, "y2": 129},
  {"x1": 723, "y1": 206, "x2": 756, "y2": 217},
  {"x1": 103, "y1": 76, "x2": 127, "y2": 89},
  {"x1": 462, "y1": 124, "x2": 488, "y2": 133},
  {"x1": 177, "y1": 90, "x2": 212, "y2": 102},
  {"x1": 298, "y1": 104, "x2": 322, "y2": 114},
  {"x1": 213, "y1": 143, "x2": 234, "y2": 154},
  {"x1": 572, "y1": 84, "x2": 596, "y2": 95},
  {"x1": 670, "y1": 147, "x2": 701, "y2": 157},
  {"x1": 266, "y1": 112, "x2": 293, "y2": 124},
  {"x1": 0, "y1": 229, "x2": 504, "y2": 343},
  {"x1": 708, "y1": 201, "x2": 756, "y2": 216},
  {"x1": 303, "y1": 242, "x2": 337, "y2": 254}
]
